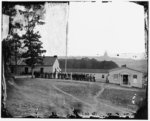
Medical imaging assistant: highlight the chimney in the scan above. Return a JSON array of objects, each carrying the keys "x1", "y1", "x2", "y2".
[{"x1": 54, "y1": 55, "x2": 57, "y2": 58}]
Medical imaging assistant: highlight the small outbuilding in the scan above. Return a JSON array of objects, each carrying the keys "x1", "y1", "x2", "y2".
[{"x1": 108, "y1": 66, "x2": 144, "y2": 88}]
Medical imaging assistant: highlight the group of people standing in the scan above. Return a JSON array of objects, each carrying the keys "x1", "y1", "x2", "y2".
[
  {"x1": 72, "y1": 73, "x2": 95, "y2": 82},
  {"x1": 34, "y1": 71, "x2": 96, "y2": 82}
]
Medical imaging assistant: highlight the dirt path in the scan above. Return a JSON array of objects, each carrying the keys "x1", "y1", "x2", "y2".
[
  {"x1": 92, "y1": 83, "x2": 136, "y2": 114},
  {"x1": 8, "y1": 79, "x2": 136, "y2": 117},
  {"x1": 93, "y1": 84, "x2": 105, "y2": 108},
  {"x1": 52, "y1": 85, "x2": 91, "y2": 107},
  {"x1": 53, "y1": 84, "x2": 135, "y2": 114},
  {"x1": 94, "y1": 86, "x2": 105, "y2": 103}
]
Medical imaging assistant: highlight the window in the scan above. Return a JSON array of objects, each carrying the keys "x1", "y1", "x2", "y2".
[
  {"x1": 133, "y1": 75, "x2": 137, "y2": 79},
  {"x1": 102, "y1": 75, "x2": 105, "y2": 78},
  {"x1": 114, "y1": 74, "x2": 118, "y2": 79},
  {"x1": 40, "y1": 68, "x2": 44, "y2": 73},
  {"x1": 25, "y1": 67, "x2": 28, "y2": 74},
  {"x1": 133, "y1": 75, "x2": 137, "y2": 83}
]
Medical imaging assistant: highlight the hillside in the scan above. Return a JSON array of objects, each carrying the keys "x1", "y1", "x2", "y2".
[
  {"x1": 59, "y1": 58, "x2": 119, "y2": 69},
  {"x1": 59, "y1": 56, "x2": 147, "y2": 73}
]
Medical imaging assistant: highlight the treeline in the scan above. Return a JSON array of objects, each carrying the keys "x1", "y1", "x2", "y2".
[{"x1": 59, "y1": 58, "x2": 118, "y2": 69}]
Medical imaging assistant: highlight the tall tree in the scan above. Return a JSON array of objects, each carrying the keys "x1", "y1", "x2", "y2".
[
  {"x1": 2, "y1": 2, "x2": 25, "y2": 74},
  {"x1": 2, "y1": 3, "x2": 18, "y2": 110},
  {"x1": 21, "y1": 4, "x2": 46, "y2": 78},
  {"x1": 2, "y1": 4, "x2": 24, "y2": 117},
  {"x1": 2, "y1": 2, "x2": 45, "y2": 112}
]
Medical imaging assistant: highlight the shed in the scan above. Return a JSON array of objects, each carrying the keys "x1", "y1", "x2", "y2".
[{"x1": 108, "y1": 66, "x2": 144, "y2": 88}]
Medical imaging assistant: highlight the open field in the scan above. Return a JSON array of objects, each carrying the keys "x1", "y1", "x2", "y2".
[
  {"x1": 5, "y1": 78, "x2": 146, "y2": 118},
  {"x1": 98, "y1": 88, "x2": 145, "y2": 110},
  {"x1": 55, "y1": 83, "x2": 102, "y2": 104}
]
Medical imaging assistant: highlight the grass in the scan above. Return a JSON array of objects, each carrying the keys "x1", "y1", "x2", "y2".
[
  {"x1": 99, "y1": 88, "x2": 146, "y2": 110},
  {"x1": 55, "y1": 83, "x2": 102, "y2": 104},
  {"x1": 5, "y1": 78, "x2": 146, "y2": 118},
  {"x1": 6, "y1": 78, "x2": 93, "y2": 117}
]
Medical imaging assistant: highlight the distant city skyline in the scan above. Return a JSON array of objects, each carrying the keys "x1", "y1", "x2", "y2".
[{"x1": 59, "y1": 51, "x2": 146, "y2": 60}]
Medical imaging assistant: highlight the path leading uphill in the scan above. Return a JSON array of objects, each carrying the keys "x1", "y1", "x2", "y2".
[{"x1": 53, "y1": 83, "x2": 135, "y2": 114}]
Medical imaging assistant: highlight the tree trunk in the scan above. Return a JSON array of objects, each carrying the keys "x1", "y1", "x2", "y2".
[
  {"x1": 31, "y1": 68, "x2": 34, "y2": 78},
  {"x1": 2, "y1": 56, "x2": 7, "y2": 108}
]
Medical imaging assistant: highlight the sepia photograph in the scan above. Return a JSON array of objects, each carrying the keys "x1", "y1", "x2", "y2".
[{"x1": 1, "y1": 0, "x2": 148, "y2": 119}]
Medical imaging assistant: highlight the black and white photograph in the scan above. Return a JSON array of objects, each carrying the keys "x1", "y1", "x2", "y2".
[{"x1": 1, "y1": 0, "x2": 148, "y2": 119}]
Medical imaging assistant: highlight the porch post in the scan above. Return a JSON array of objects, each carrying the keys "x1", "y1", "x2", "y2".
[
  {"x1": 128, "y1": 75, "x2": 132, "y2": 87},
  {"x1": 119, "y1": 74, "x2": 121, "y2": 85}
]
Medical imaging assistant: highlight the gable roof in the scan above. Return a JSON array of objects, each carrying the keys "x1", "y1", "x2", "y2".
[
  {"x1": 10, "y1": 56, "x2": 57, "y2": 66},
  {"x1": 109, "y1": 67, "x2": 144, "y2": 74},
  {"x1": 61, "y1": 68, "x2": 109, "y2": 73},
  {"x1": 41, "y1": 56, "x2": 57, "y2": 66}
]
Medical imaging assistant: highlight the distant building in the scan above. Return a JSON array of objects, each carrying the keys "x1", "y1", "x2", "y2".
[
  {"x1": 100, "y1": 51, "x2": 110, "y2": 61},
  {"x1": 10, "y1": 56, "x2": 61, "y2": 75},
  {"x1": 108, "y1": 65, "x2": 144, "y2": 88}
]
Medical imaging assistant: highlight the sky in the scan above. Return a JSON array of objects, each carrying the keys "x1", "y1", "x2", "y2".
[
  {"x1": 38, "y1": 1, "x2": 145, "y2": 57},
  {"x1": 67, "y1": 2, "x2": 145, "y2": 57},
  {"x1": 3, "y1": 1, "x2": 145, "y2": 58}
]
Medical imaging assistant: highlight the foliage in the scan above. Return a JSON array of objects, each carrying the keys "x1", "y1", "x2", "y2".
[
  {"x1": 59, "y1": 58, "x2": 119, "y2": 69},
  {"x1": 2, "y1": 2, "x2": 16, "y2": 16},
  {"x1": 2, "y1": 1, "x2": 46, "y2": 114},
  {"x1": 2, "y1": 4, "x2": 19, "y2": 66},
  {"x1": 2, "y1": 2, "x2": 46, "y2": 70},
  {"x1": 20, "y1": 5, "x2": 46, "y2": 71},
  {"x1": 2, "y1": 34, "x2": 22, "y2": 66}
]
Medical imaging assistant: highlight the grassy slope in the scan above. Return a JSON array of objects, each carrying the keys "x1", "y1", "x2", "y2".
[
  {"x1": 6, "y1": 78, "x2": 146, "y2": 117},
  {"x1": 6, "y1": 78, "x2": 91, "y2": 117},
  {"x1": 55, "y1": 83, "x2": 102, "y2": 104},
  {"x1": 99, "y1": 88, "x2": 146, "y2": 110}
]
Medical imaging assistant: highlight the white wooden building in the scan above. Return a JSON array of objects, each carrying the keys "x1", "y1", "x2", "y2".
[
  {"x1": 10, "y1": 56, "x2": 61, "y2": 75},
  {"x1": 108, "y1": 66, "x2": 144, "y2": 88}
]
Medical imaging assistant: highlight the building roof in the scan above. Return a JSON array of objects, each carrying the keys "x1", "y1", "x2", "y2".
[
  {"x1": 41, "y1": 56, "x2": 57, "y2": 66},
  {"x1": 61, "y1": 68, "x2": 109, "y2": 73},
  {"x1": 10, "y1": 56, "x2": 57, "y2": 66},
  {"x1": 109, "y1": 67, "x2": 144, "y2": 74}
]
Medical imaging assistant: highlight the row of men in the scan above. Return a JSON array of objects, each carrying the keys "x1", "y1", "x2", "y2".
[
  {"x1": 72, "y1": 73, "x2": 95, "y2": 82},
  {"x1": 34, "y1": 72, "x2": 96, "y2": 82},
  {"x1": 34, "y1": 72, "x2": 57, "y2": 78},
  {"x1": 58, "y1": 73, "x2": 96, "y2": 82}
]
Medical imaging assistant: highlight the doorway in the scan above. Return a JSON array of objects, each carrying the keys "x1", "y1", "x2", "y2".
[
  {"x1": 123, "y1": 75, "x2": 128, "y2": 85},
  {"x1": 25, "y1": 67, "x2": 28, "y2": 74},
  {"x1": 40, "y1": 68, "x2": 44, "y2": 73}
]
